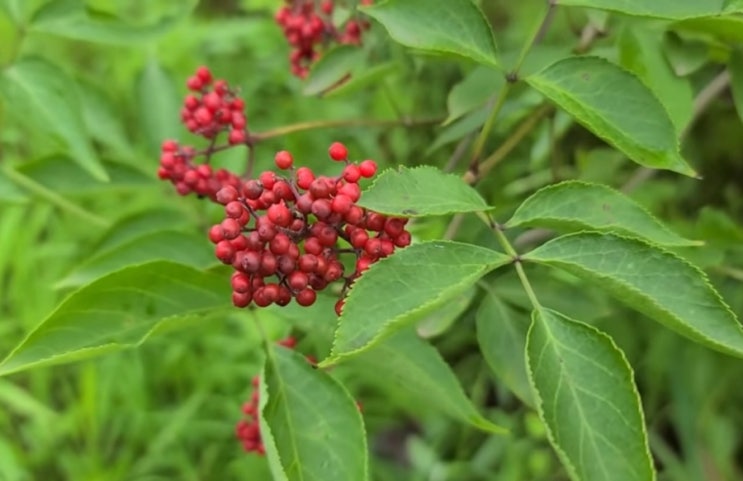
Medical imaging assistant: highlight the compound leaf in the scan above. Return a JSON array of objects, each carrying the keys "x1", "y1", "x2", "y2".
[
  {"x1": 263, "y1": 346, "x2": 368, "y2": 481},
  {"x1": 0, "y1": 261, "x2": 231, "y2": 376},
  {"x1": 527, "y1": 308, "x2": 655, "y2": 481},
  {"x1": 361, "y1": 0, "x2": 498, "y2": 67},
  {"x1": 359, "y1": 166, "x2": 491, "y2": 217},
  {"x1": 324, "y1": 241, "x2": 510, "y2": 364},
  {"x1": 524, "y1": 233, "x2": 743, "y2": 357},
  {"x1": 526, "y1": 56, "x2": 695, "y2": 176},
  {"x1": 507, "y1": 180, "x2": 697, "y2": 246}
]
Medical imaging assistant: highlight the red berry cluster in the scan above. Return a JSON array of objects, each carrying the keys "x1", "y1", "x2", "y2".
[
  {"x1": 158, "y1": 67, "x2": 410, "y2": 315},
  {"x1": 157, "y1": 140, "x2": 242, "y2": 200},
  {"x1": 236, "y1": 337, "x2": 299, "y2": 455},
  {"x1": 181, "y1": 67, "x2": 248, "y2": 144},
  {"x1": 275, "y1": 0, "x2": 373, "y2": 78},
  {"x1": 208, "y1": 141, "x2": 411, "y2": 311},
  {"x1": 157, "y1": 67, "x2": 248, "y2": 200}
]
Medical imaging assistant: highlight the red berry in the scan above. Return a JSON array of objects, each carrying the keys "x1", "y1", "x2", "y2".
[
  {"x1": 244, "y1": 180, "x2": 263, "y2": 200},
  {"x1": 343, "y1": 164, "x2": 361, "y2": 183},
  {"x1": 350, "y1": 228, "x2": 369, "y2": 249},
  {"x1": 216, "y1": 186, "x2": 239, "y2": 204},
  {"x1": 215, "y1": 241, "x2": 236, "y2": 264},
  {"x1": 309, "y1": 178, "x2": 331, "y2": 199},
  {"x1": 311, "y1": 199, "x2": 332, "y2": 219},
  {"x1": 186, "y1": 75, "x2": 203, "y2": 91},
  {"x1": 328, "y1": 142, "x2": 348, "y2": 161},
  {"x1": 304, "y1": 237, "x2": 323, "y2": 255},
  {"x1": 267, "y1": 202, "x2": 293, "y2": 227},
  {"x1": 229, "y1": 129, "x2": 246, "y2": 144},
  {"x1": 221, "y1": 218, "x2": 242, "y2": 239},
  {"x1": 195, "y1": 66, "x2": 212, "y2": 84},
  {"x1": 296, "y1": 167, "x2": 315, "y2": 190},
  {"x1": 395, "y1": 231, "x2": 412, "y2": 247},
  {"x1": 232, "y1": 291, "x2": 252, "y2": 307},
  {"x1": 298, "y1": 254, "x2": 318, "y2": 272},
  {"x1": 208, "y1": 225, "x2": 224, "y2": 244},
  {"x1": 225, "y1": 201, "x2": 245, "y2": 219},
  {"x1": 260, "y1": 171, "x2": 277, "y2": 190},
  {"x1": 365, "y1": 212, "x2": 386, "y2": 231},
  {"x1": 296, "y1": 288, "x2": 317, "y2": 306},
  {"x1": 331, "y1": 194, "x2": 352, "y2": 215},
  {"x1": 288, "y1": 271, "x2": 309, "y2": 291},
  {"x1": 274, "y1": 150, "x2": 294, "y2": 170},
  {"x1": 359, "y1": 159, "x2": 377, "y2": 178},
  {"x1": 269, "y1": 233, "x2": 291, "y2": 255}
]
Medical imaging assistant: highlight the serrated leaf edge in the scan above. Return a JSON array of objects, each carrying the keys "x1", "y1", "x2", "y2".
[
  {"x1": 525, "y1": 308, "x2": 656, "y2": 481},
  {"x1": 524, "y1": 232, "x2": 743, "y2": 357},
  {"x1": 506, "y1": 180, "x2": 700, "y2": 246},
  {"x1": 322, "y1": 240, "x2": 510, "y2": 365},
  {"x1": 361, "y1": 1, "x2": 499, "y2": 67}
]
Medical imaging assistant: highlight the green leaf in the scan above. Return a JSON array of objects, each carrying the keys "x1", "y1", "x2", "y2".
[
  {"x1": 361, "y1": 0, "x2": 498, "y2": 67},
  {"x1": 506, "y1": 180, "x2": 697, "y2": 246},
  {"x1": 358, "y1": 166, "x2": 491, "y2": 217},
  {"x1": 0, "y1": 169, "x2": 28, "y2": 204},
  {"x1": 618, "y1": 27, "x2": 693, "y2": 134},
  {"x1": 29, "y1": 0, "x2": 193, "y2": 45},
  {"x1": 348, "y1": 330, "x2": 507, "y2": 433},
  {"x1": 476, "y1": 292, "x2": 534, "y2": 406},
  {"x1": 79, "y1": 79, "x2": 135, "y2": 160},
  {"x1": 0, "y1": 261, "x2": 231, "y2": 376},
  {"x1": 416, "y1": 286, "x2": 475, "y2": 338},
  {"x1": 526, "y1": 56, "x2": 695, "y2": 176},
  {"x1": 526, "y1": 308, "x2": 655, "y2": 481},
  {"x1": 662, "y1": 32, "x2": 709, "y2": 76},
  {"x1": 263, "y1": 346, "x2": 368, "y2": 481},
  {"x1": 136, "y1": 58, "x2": 181, "y2": 153},
  {"x1": 445, "y1": 65, "x2": 503, "y2": 125},
  {"x1": 324, "y1": 62, "x2": 398, "y2": 98},
  {"x1": 324, "y1": 241, "x2": 510, "y2": 364},
  {"x1": 0, "y1": 57, "x2": 108, "y2": 181},
  {"x1": 730, "y1": 49, "x2": 743, "y2": 126},
  {"x1": 524, "y1": 233, "x2": 743, "y2": 357},
  {"x1": 558, "y1": 0, "x2": 737, "y2": 19},
  {"x1": 55, "y1": 231, "x2": 216, "y2": 289},
  {"x1": 303, "y1": 45, "x2": 363, "y2": 96},
  {"x1": 16, "y1": 156, "x2": 152, "y2": 195},
  {"x1": 91, "y1": 208, "x2": 193, "y2": 253}
]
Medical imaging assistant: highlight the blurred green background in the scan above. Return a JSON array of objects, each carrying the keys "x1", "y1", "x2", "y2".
[{"x1": 2, "y1": 1, "x2": 743, "y2": 480}]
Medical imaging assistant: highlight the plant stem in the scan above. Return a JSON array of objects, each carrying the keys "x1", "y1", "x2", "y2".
[
  {"x1": 2, "y1": 165, "x2": 110, "y2": 228},
  {"x1": 463, "y1": 103, "x2": 552, "y2": 185},
  {"x1": 251, "y1": 116, "x2": 441, "y2": 141},
  {"x1": 511, "y1": 0, "x2": 558, "y2": 76},
  {"x1": 468, "y1": 82, "x2": 513, "y2": 171},
  {"x1": 490, "y1": 217, "x2": 542, "y2": 310},
  {"x1": 467, "y1": 0, "x2": 557, "y2": 180}
]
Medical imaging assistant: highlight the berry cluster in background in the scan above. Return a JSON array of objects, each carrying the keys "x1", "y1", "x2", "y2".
[
  {"x1": 275, "y1": 0, "x2": 373, "y2": 78},
  {"x1": 236, "y1": 337, "x2": 299, "y2": 455},
  {"x1": 158, "y1": 66, "x2": 411, "y2": 315}
]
